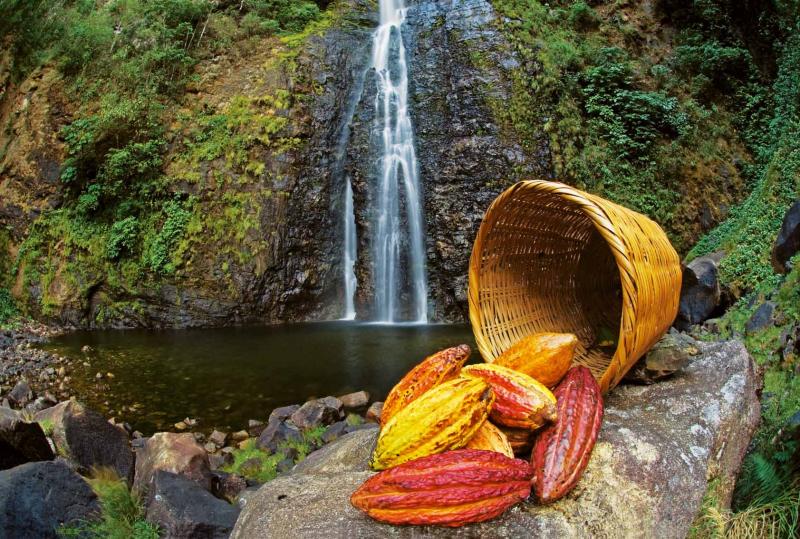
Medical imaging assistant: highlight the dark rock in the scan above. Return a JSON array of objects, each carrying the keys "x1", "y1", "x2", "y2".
[
  {"x1": 133, "y1": 432, "x2": 212, "y2": 495},
  {"x1": 0, "y1": 460, "x2": 100, "y2": 538},
  {"x1": 212, "y1": 470, "x2": 248, "y2": 503},
  {"x1": 7, "y1": 379, "x2": 33, "y2": 407},
  {"x1": 256, "y1": 419, "x2": 303, "y2": 453},
  {"x1": 675, "y1": 255, "x2": 722, "y2": 330},
  {"x1": 0, "y1": 407, "x2": 54, "y2": 469},
  {"x1": 276, "y1": 457, "x2": 295, "y2": 474},
  {"x1": 268, "y1": 404, "x2": 300, "y2": 424},
  {"x1": 624, "y1": 333, "x2": 699, "y2": 385},
  {"x1": 365, "y1": 401, "x2": 383, "y2": 423},
  {"x1": 233, "y1": 340, "x2": 760, "y2": 538},
  {"x1": 280, "y1": 445, "x2": 300, "y2": 462},
  {"x1": 24, "y1": 395, "x2": 55, "y2": 414},
  {"x1": 237, "y1": 457, "x2": 264, "y2": 478},
  {"x1": 745, "y1": 301, "x2": 777, "y2": 334},
  {"x1": 290, "y1": 397, "x2": 344, "y2": 430},
  {"x1": 772, "y1": 200, "x2": 800, "y2": 273},
  {"x1": 321, "y1": 420, "x2": 348, "y2": 444},
  {"x1": 145, "y1": 470, "x2": 239, "y2": 539},
  {"x1": 208, "y1": 430, "x2": 228, "y2": 447},
  {"x1": 338, "y1": 391, "x2": 369, "y2": 410},
  {"x1": 209, "y1": 452, "x2": 234, "y2": 471},
  {"x1": 34, "y1": 400, "x2": 134, "y2": 482}
]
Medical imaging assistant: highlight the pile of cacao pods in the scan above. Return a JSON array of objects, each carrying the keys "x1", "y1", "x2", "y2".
[{"x1": 350, "y1": 333, "x2": 605, "y2": 527}]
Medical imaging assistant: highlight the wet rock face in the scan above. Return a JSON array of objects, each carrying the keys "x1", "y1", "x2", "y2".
[
  {"x1": 232, "y1": 340, "x2": 759, "y2": 538},
  {"x1": 404, "y1": 0, "x2": 550, "y2": 320}
]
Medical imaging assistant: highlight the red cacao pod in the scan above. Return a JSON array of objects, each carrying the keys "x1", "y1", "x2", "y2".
[
  {"x1": 531, "y1": 366, "x2": 603, "y2": 503},
  {"x1": 351, "y1": 449, "x2": 533, "y2": 527}
]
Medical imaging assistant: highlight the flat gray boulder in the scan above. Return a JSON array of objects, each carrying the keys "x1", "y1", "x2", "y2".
[{"x1": 232, "y1": 340, "x2": 759, "y2": 538}]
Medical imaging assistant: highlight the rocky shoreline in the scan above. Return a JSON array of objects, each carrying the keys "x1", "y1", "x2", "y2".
[{"x1": 1, "y1": 348, "x2": 388, "y2": 538}]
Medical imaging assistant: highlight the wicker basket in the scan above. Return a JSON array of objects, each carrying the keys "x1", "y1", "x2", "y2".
[{"x1": 468, "y1": 180, "x2": 681, "y2": 393}]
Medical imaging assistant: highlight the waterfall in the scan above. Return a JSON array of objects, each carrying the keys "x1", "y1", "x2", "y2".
[
  {"x1": 371, "y1": 0, "x2": 428, "y2": 323},
  {"x1": 342, "y1": 179, "x2": 357, "y2": 320}
]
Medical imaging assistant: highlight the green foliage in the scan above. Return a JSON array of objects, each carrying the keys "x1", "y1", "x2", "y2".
[
  {"x1": 60, "y1": 468, "x2": 159, "y2": 539},
  {"x1": 142, "y1": 199, "x2": 192, "y2": 275},
  {"x1": 222, "y1": 438, "x2": 284, "y2": 483},
  {"x1": 106, "y1": 217, "x2": 140, "y2": 260},
  {"x1": 345, "y1": 413, "x2": 364, "y2": 426},
  {"x1": 0, "y1": 288, "x2": 19, "y2": 327}
]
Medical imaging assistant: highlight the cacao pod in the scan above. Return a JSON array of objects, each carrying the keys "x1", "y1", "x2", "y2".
[
  {"x1": 499, "y1": 426, "x2": 534, "y2": 456},
  {"x1": 372, "y1": 377, "x2": 494, "y2": 470},
  {"x1": 461, "y1": 363, "x2": 557, "y2": 430},
  {"x1": 531, "y1": 366, "x2": 603, "y2": 503},
  {"x1": 381, "y1": 344, "x2": 471, "y2": 426},
  {"x1": 465, "y1": 421, "x2": 514, "y2": 458},
  {"x1": 351, "y1": 449, "x2": 532, "y2": 527},
  {"x1": 493, "y1": 333, "x2": 577, "y2": 387}
]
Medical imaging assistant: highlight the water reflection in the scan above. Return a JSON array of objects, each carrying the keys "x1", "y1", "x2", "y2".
[{"x1": 42, "y1": 323, "x2": 475, "y2": 434}]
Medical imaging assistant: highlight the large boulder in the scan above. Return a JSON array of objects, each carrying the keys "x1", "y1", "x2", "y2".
[
  {"x1": 34, "y1": 400, "x2": 134, "y2": 481},
  {"x1": 675, "y1": 254, "x2": 723, "y2": 330},
  {"x1": 232, "y1": 340, "x2": 759, "y2": 538},
  {"x1": 145, "y1": 470, "x2": 239, "y2": 539},
  {"x1": 134, "y1": 432, "x2": 213, "y2": 495},
  {"x1": 293, "y1": 427, "x2": 378, "y2": 475},
  {"x1": 0, "y1": 406, "x2": 53, "y2": 470},
  {"x1": 772, "y1": 199, "x2": 800, "y2": 273},
  {"x1": 0, "y1": 460, "x2": 100, "y2": 538}
]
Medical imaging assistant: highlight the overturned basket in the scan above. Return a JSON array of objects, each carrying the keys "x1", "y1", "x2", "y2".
[{"x1": 468, "y1": 180, "x2": 682, "y2": 393}]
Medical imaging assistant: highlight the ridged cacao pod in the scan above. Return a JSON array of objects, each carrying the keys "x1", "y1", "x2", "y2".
[
  {"x1": 372, "y1": 377, "x2": 494, "y2": 470},
  {"x1": 465, "y1": 421, "x2": 514, "y2": 458},
  {"x1": 531, "y1": 366, "x2": 603, "y2": 503},
  {"x1": 381, "y1": 344, "x2": 471, "y2": 426},
  {"x1": 499, "y1": 426, "x2": 534, "y2": 456},
  {"x1": 493, "y1": 333, "x2": 577, "y2": 387},
  {"x1": 351, "y1": 449, "x2": 533, "y2": 527},
  {"x1": 461, "y1": 364, "x2": 557, "y2": 430}
]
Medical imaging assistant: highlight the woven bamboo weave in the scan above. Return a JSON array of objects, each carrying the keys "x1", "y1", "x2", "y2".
[{"x1": 468, "y1": 180, "x2": 681, "y2": 393}]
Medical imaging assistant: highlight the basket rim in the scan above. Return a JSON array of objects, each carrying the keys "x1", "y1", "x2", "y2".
[{"x1": 468, "y1": 179, "x2": 639, "y2": 392}]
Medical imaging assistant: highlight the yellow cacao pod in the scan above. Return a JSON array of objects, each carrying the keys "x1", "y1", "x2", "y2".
[
  {"x1": 372, "y1": 377, "x2": 494, "y2": 470},
  {"x1": 462, "y1": 363, "x2": 557, "y2": 430},
  {"x1": 492, "y1": 332, "x2": 577, "y2": 388},
  {"x1": 465, "y1": 421, "x2": 514, "y2": 458},
  {"x1": 381, "y1": 344, "x2": 470, "y2": 426}
]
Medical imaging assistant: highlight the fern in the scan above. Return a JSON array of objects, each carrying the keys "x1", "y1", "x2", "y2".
[{"x1": 735, "y1": 453, "x2": 786, "y2": 507}]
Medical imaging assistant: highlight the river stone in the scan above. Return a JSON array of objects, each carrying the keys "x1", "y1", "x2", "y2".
[
  {"x1": 339, "y1": 390, "x2": 370, "y2": 410},
  {"x1": 256, "y1": 419, "x2": 303, "y2": 452},
  {"x1": 268, "y1": 404, "x2": 300, "y2": 424},
  {"x1": 232, "y1": 340, "x2": 759, "y2": 538},
  {"x1": 772, "y1": 199, "x2": 800, "y2": 273},
  {"x1": 623, "y1": 332, "x2": 699, "y2": 385},
  {"x1": 0, "y1": 406, "x2": 53, "y2": 470},
  {"x1": 290, "y1": 396, "x2": 344, "y2": 430},
  {"x1": 134, "y1": 432, "x2": 213, "y2": 495},
  {"x1": 293, "y1": 427, "x2": 378, "y2": 475},
  {"x1": 365, "y1": 401, "x2": 383, "y2": 423},
  {"x1": 0, "y1": 460, "x2": 100, "y2": 538},
  {"x1": 145, "y1": 470, "x2": 239, "y2": 539},
  {"x1": 34, "y1": 399, "x2": 134, "y2": 482},
  {"x1": 7, "y1": 379, "x2": 33, "y2": 407}
]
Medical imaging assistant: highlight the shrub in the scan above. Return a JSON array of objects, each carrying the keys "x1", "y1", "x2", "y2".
[
  {"x1": 0, "y1": 289, "x2": 18, "y2": 327},
  {"x1": 106, "y1": 217, "x2": 140, "y2": 260}
]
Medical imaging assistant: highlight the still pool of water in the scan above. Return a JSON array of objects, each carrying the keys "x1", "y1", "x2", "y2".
[{"x1": 42, "y1": 323, "x2": 475, "y2": 434}]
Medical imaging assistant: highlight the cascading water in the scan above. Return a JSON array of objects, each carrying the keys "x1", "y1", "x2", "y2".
[
  {"x1": 371, "y1": 0, "x2": 428, "y2": 323},
  {"x1": 342, "y1": 179, "x2": 357, "y2": 320}
]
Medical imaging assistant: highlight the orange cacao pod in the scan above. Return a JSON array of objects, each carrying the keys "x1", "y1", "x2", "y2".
[
  {"x1": 461, "y1": 363, "x2": 557, "y2": 430},
  {"x1": 351, "y1": 449, "x2": 532, "y2": 527},
  {"x1": 531, "y1": 366, "x2": 603, "y2": 503},
  {"x1": 465, "y1": 421, "x2": 514, "y2": 458},
  {"x1": 381, "y1": 344, "x2": 470, "y2": 426},
  {"x1": 493, "y1": 333, "x2": 577, "y2": 387}
]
